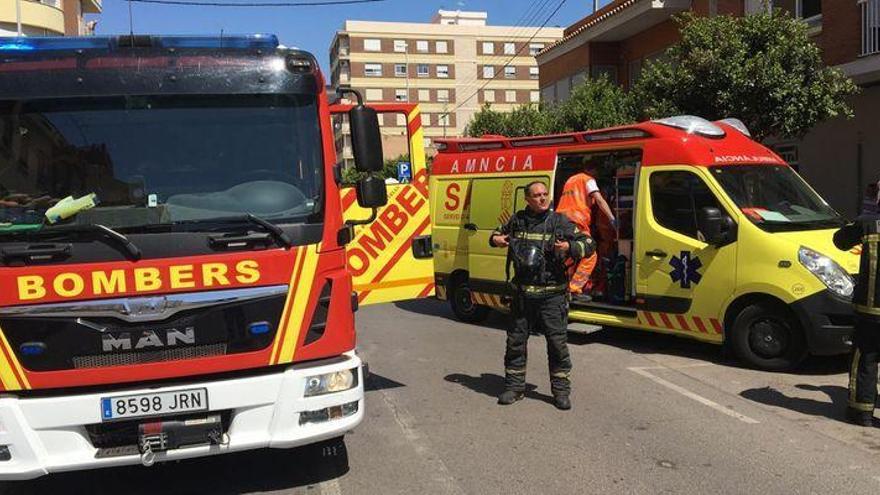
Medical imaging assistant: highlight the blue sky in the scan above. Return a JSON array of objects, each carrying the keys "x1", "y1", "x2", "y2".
[{"x1": 92, "y1": 0, "x2": 607, "y2": 71}]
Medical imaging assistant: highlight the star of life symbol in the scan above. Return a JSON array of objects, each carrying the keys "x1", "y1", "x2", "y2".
[{"x1": 669, "y1": 251, "x2": 702, "y2": 289}]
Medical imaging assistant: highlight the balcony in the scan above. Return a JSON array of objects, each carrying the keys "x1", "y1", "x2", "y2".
[
  {"x1": 861, "y1": 0, "x2": 880, "y2": 56},
  {"x1": 82, "y1": 0, "x2": 103, "y2": 14},
  {"x1": 0, "y1": 0, "x2": 65, "y2": 35}
]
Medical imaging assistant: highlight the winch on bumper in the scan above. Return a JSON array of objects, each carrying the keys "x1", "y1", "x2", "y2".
[{"x1": 0, "y1": 352, "x2": 364, "y2": 480}]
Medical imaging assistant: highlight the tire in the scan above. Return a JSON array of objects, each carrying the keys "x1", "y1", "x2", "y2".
[
  {"x1": 729, "y1": 302, "x2": 807, "y2": 371},
  {"x1": 449, "y1": 280, "x2": 490, "y2": 323}
]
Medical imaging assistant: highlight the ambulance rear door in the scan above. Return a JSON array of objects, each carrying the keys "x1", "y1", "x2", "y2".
[{"x1": 331, "y1": 103, "x2": 434, "y2": 306}]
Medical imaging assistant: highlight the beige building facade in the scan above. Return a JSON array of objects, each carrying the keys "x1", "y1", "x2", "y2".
[
  {"x1": 0, "y1": 0, "x2": 101, "y2": 37},
  {"x1": 329, "y1": 10, "x2": 562, "y2": 166}
]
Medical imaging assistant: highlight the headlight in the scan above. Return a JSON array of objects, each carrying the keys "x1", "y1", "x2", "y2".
[
  {"x1": 304, "y1": 368, "x2": 358, "y2": 397},
  {"x1": 798, "y1": 247, "x2": 854, "y2": 299}
]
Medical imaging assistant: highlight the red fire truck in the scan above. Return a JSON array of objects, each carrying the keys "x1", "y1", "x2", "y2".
[{"x1": 0, "y1": 34, "x2": 394, "y2": 478}]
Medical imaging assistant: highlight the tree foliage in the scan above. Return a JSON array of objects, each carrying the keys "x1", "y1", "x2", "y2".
[
  {"x1": 632, "y1": 10, "x2": 858, "y2": 140},
  {"x1": 550, "y1": 76, "x2": 636, "y2": 132},
  {"x1": 465, "y1": 11, "x2": 856, "y2": 142},
  {"x1": 341, "y1": 153, "x2": 411, "y2": 185},
  {"x1": 464, "y1": 77, "x2": 634, "y2": 137}
]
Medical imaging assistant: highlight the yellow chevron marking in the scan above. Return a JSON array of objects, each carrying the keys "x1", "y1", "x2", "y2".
[{"x1": 277, "y1": 245, "x2": 321, "y2": 364}]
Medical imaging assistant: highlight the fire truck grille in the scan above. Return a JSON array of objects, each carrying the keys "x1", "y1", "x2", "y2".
[
  {"x1": 88, "y1": 411, "x2": 231, "y2": 455},
  {"x1": 72, "y1": 344, "x2": 227, "y2": 369}
]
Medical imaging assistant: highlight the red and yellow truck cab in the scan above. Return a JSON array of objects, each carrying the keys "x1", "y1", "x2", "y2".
[
  {"x1": 430, "y1": 116, "x2": 859, "y2": 371},
  {"x1": 0, "y1": 35, "x2": 407, "y2": 479}
]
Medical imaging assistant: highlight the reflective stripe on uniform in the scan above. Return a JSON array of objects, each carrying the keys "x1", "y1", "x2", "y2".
[
  {"x1": 854, "y1": 304, "x2": 880, "y2": 316},
  {"x1": 849, "y1": 348, "x2": 875, "y2": 411},
  {"x1": 514, "y1": 232, "x2": 555, "y2": 241},
  {"x1": 551, "y1": 371, "x2": 570, "y2": 379},
  {"x1": 571, "y1": 240, "x2": 586, "y2": 258},
  {"x1": 868, "y1": 239, "x2": 878, "y2": 310},
  {"x1": 520, "y1": 284, "x2": 567, "y2": 294},
  {"x1": 506, "y1": 368, "x2": 526, "y2": 375}
]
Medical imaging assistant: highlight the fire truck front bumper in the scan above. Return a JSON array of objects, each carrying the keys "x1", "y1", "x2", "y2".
[{"x1": 0, "y1": 352, "x2": 365, "y2": 480}]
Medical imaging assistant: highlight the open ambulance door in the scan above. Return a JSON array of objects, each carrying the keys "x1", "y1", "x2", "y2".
[{"x1": 330, "y1": 103, "x2": 435, "y2": 306}]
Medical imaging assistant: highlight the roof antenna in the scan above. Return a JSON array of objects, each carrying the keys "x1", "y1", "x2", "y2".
[
  {"x1": 128, "y1": 0, "x2": 135, "y2": 45},
  {"x1": 220, "y1": 28, "x2": 224, "y2": 48}
]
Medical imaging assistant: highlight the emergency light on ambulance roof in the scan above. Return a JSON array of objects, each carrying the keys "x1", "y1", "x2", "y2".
[
  {"x1": 718, "y1": 118, "x2": 751, "y2": 137},
  {"x1": 653, "y1": 115, "x2": 726, "y2": 138},
  {"x1": 511, "y1": 136, "x2": 577, "y2": 148},
  {"x1": 584, "y1": 129, "x2": 650, "y2": 142}
]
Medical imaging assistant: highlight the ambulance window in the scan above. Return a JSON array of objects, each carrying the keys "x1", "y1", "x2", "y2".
[{"x1": 650, "y1": 170, "x2": 724, "y2": 239}]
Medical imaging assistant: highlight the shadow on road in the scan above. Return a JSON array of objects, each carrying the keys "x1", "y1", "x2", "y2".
[
  {"x1": 393, "y1": 299, "x2": 509, "y2": 331},
  {"x1": 444, "y1": 372, "x2": 555, "y2": 405},
  {"x1": 0, "y1": 437, "x2": 349, "y2": 495},
  {"x1": 740, "y1": 384, "x2": 851, "y2": 423},
  {"x1": 365, "y1": 371, "x2": 406, "y2": 392},
  {"x1": 571, "y1": 327, "x2": 849, "y2": 376},
  {"x1": 395, "y1": 298, "x2": 848, "y2": 376}
]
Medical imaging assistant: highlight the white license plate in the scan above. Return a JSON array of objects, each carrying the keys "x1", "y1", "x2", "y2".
[{"x1": 101, "y1": 388, "x2": 208, "y2": 421}]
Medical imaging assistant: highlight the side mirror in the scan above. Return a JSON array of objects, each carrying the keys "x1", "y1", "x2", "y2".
[
  {"x1": 356, "y1": 175, "x2": 388, "y2": 209},
  {"x1": 349, "y1": 105, "x2": 384, "y2": 173},
  {"x1": 698, "y1": 207, "x2": 732, "y2": 246}
]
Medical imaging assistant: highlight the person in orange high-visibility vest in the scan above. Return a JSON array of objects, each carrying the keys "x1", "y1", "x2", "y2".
[{"x1": 556, "y1": 161, "x2": 616, "y2": 303}]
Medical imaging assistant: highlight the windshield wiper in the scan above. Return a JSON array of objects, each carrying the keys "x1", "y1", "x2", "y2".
[
  {"x1": 195, "y1": 214, "x2": 293, "y2": 250},
  {"x1": 0, "y1": 224, "x2": 142, "y2": 261},
  {"x1": 242, "y1": 214, "x2": 293, "y2": 249}
]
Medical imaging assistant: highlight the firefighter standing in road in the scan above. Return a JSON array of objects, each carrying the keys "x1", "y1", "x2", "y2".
[
  {"x1": 556, "y1": 160, "x2": 616, "y2": 303},
  {"x1": 834, "y1": 215, "x2": 880, "y2": 426},
  {"x1": 489, "y1": 181, "x2": 594, "y2": 410}
]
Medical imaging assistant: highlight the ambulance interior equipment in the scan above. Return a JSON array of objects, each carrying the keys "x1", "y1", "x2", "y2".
[{"x1": 553, "y1": 150, "x2": 639, "y2": 305}]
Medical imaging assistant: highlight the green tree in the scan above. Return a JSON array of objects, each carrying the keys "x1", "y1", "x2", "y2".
[
  {"x1": 548, "y1": 75, "x2": 636, "y2": 132},
  {"x1": 632, "y1": 11, "x2": 858, "y2": 140},
  {"x1": 465, "y1": 78, "x2": 635, "y2": 137},
  {"x1": 340, "y1": 153, "x2": 411, "y2": 186},
  {"x1": 464, "y1": 104, "x2": 508, "y2": 137}
]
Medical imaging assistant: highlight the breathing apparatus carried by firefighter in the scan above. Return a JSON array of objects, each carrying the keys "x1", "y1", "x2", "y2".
[{"x1": 504, "y1": 212, "x2": 566, "y2": 296}]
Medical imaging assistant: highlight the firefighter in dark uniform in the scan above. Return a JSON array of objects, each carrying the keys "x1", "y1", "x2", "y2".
[
  {"x1": 489, "y1": 181, "x2": 594, "y2": 410},
  {"x1": 834, "y1": 215, "x2": 880, "y2": 426}
]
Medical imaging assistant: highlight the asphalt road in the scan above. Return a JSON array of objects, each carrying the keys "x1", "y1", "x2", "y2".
[{"x1": 7, "y1": 298, "x2": 880, "y2": 494}]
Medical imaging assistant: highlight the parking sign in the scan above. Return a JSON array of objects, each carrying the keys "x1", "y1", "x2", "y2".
[{"x1": 397, "y1": 162, "x2": 412, "y2": 183}]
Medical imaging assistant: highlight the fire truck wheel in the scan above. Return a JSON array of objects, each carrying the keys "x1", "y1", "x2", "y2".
[
  {"x1": 450, "y1": 281, "x2": 490, "y2": 323},
  {"x1": 730, "y1": 302, "x2": 807, "y2": 371}
]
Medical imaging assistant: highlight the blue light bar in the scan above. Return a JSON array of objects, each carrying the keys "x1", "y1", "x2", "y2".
[
  {"x1": 0, "y1": 34, "x2": 280, "y2": 53},
  {"x1": 0, "y1": 37, "x2": 109, "y2": 52},
  {"x1": 157, "y1": 34, "x2": 279, "y2": 49}
]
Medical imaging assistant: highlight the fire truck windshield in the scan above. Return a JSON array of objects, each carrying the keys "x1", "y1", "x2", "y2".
[
  {"x1": 711, "y1": 164, "x2": 844, "y2": 232},
  {"x1": 0, "y1": 93, "x2": 323, "y2": 231}
]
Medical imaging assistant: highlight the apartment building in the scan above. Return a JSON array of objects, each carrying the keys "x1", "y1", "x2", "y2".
[
  {"x1": 536, "y1": 0, "x2": 880, "y2": 217},
  {"x1": 329, "y1": 10, "x2": 563, "y2": 166},
  {"x1": 0, "y1": 0, "x2": 102, "y2": 36}
]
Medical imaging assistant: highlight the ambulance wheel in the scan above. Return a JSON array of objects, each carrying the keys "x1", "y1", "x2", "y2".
[
  {"x1": 730, "y1": 302, "x2": 806, "y2": 371},
  {"x1": 450, "y1": 281, "x2": 490, "y2": 323}
]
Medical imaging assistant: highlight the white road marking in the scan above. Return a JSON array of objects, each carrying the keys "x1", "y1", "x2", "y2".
[
  {"x1": 318, "y1": 478, "x2": 342, "y2": 495},
  {"x1": 378, "y1": 388, "x2": 465, "y2": 495},
  {"x1": 628, "y1": 366, "x2": 760, "y2": 424},
  {"x1": 634, "y1": 363, "x2": 714, "y2": 371}
]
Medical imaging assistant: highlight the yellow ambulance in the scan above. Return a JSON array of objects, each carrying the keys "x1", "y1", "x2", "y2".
[{"x1": 428, "y1": 116, "x2": 859, "y2": 370}]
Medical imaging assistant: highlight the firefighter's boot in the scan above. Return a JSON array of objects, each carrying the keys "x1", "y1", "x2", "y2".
[
  {"x1": 553, "y1": 394, "x2": 571, "y2": 411},
  {"x1": 846, "y1": 407, "x2": 874, "y2": 427},
  {"x1": 498, "y1": 390, "x2": 524, "y2": 405}
]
